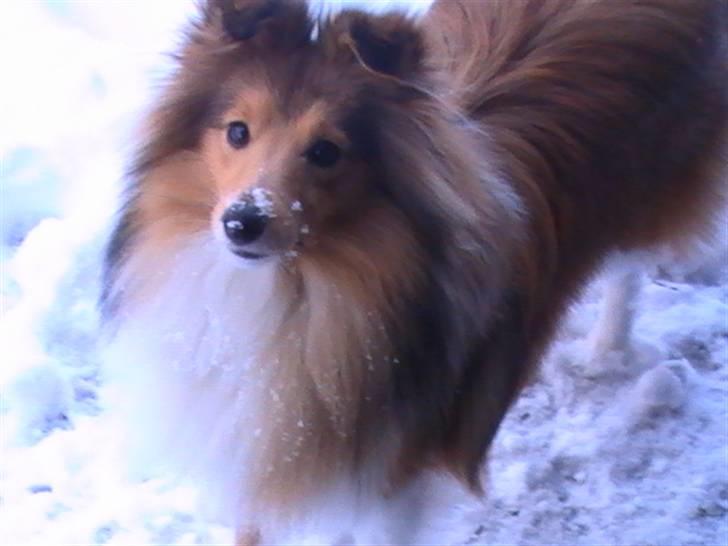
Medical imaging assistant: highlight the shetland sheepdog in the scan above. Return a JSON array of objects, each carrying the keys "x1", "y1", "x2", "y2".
[{"x1": 102, "y1": 0, "x2": 727, "y2": 543}]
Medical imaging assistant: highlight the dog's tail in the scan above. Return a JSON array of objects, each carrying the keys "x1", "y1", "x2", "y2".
[
  {"x1": 424, "y1": 0, "x2": 727, "y2": 251},
  {"x1": 425, "y1": 0, "x2": 727, "y2": 120}
]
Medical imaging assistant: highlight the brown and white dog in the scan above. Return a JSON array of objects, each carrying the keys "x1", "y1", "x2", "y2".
[{"x1": 101, "y1": 0, "x2": 727, "y2": 543}]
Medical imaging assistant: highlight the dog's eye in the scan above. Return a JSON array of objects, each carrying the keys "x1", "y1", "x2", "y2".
[
  {"x1": 305, "y1": 140, "x2": 341, "y2": 168},
  {"x1": 227, "y1": 121, "x2": 250, "y2": 149}
]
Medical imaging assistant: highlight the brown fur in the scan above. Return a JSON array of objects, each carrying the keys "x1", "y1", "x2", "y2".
[
  {"x1": 103, "y1": 0, "x2": 728, "y2": 539},
  {"x1": 425, "y1": 0, "x2": 727, "y2": 485}
]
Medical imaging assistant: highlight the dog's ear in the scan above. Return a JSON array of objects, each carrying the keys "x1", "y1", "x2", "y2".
[
  {"x1": 339, "y1": 12, "x2": 426, "y2": 80},
  {"x1": 211, "y1": 0, "x2": 312, "y2": 47}
]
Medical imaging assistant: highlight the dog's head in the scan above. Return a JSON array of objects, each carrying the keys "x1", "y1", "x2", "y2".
[{"x1": 131, "y1": 0, "x2": 485, "y2": 269}]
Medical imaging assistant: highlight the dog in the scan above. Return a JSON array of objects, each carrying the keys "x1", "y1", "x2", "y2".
[{"x1": 101, "y1": 0, "x2": 727, "y2": 543}]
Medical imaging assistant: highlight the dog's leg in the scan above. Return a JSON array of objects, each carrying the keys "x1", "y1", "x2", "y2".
[
  {"x1": 235, "y1": 527, "x2": 261, "y2": 546},
  {"x1": 587, "y1": 261, "x2": 641, "y2": 372}
]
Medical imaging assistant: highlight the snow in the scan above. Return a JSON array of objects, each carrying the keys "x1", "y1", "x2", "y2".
[
  {"x1": 250, "y1": 187, "x2": 276, "y2": 217},
  {"x1": 463, "y1": 268, "x2": 728, "y2": 546},
  {"x1": 1, "y1": 1, "x2": 727, "y2": 545}
]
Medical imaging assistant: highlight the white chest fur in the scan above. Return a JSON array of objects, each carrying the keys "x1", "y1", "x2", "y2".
[
  {"x1": 104, "y1": 240, "x2": 281, "y2": 523},
  {"x1": 102, "y1": 237, "x2": 461, "y2": 543}
]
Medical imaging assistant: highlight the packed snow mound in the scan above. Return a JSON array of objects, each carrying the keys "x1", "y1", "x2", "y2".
[
  {"x1": 1, "y1": 1, "x2": 726, "y2": 545},
  {"x1": 460, "y1": 266, "x2": 728, "y2": 546}
]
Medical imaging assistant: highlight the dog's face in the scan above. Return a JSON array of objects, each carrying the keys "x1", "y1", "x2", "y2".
[
  {"x1": 133, "y1": 0, "x2": 435, "y2": 268},
  {"x1": 203, "y1": 80, "x2": 378, "y2": 263}
]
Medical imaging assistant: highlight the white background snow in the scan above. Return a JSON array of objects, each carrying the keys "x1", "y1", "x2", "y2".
[{"x1": 1, "y1": 1, "x2": 726, "y2": 545}]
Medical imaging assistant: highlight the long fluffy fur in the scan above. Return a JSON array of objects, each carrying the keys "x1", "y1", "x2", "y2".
[{"x1": 102, "y1": 0, "x2": 727, "y2": 541}]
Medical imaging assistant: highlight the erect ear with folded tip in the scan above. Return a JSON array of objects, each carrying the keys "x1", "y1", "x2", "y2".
[
  {"x1": 212, "y1": 0, "x2": 312, "y2": 47},
  {"x1": 343, "y1": 12, "x2": 427, "y2": 81}
]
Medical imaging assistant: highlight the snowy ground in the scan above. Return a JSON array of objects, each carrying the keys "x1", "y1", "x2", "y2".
[{"x1": 1, "y1": 1, "x2": 726, "y2": 545}]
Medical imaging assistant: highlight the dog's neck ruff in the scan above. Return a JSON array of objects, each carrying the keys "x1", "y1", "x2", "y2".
[{"x1": 103, "y1": 234, "x2": 399, "y2": 531}]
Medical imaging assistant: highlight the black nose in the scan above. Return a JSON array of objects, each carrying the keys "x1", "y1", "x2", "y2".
[{"x1": 221, "y1": 201, "x2": 268, "y2": 245}]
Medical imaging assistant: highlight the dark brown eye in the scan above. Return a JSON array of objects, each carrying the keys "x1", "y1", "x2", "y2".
[
  {"x1": 227, "y1": 121, "x2": 250, "y2": 149},
  {"x1": 305, "y1": 139, "x2": 341, "y2": 168}
]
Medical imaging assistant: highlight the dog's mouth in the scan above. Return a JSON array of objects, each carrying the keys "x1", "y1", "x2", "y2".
[{"x1": 230, "y1": 248, "x2": 269, "y2": 260}]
